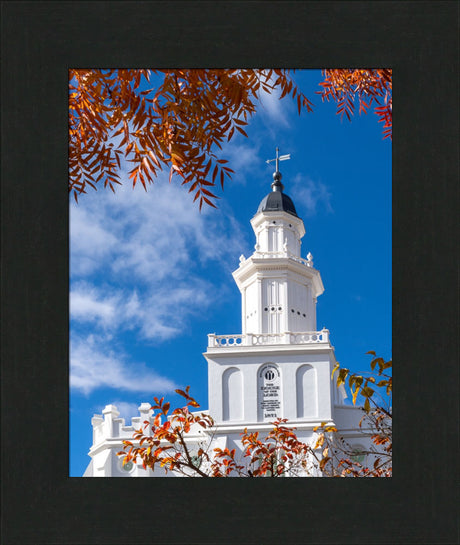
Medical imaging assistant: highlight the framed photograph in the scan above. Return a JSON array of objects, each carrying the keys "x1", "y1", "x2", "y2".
[{"x1": 1, "y1": 2, "x2": 457, "y2": 544}]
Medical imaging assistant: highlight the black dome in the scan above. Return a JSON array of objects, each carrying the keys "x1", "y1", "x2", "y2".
[
  {"x1": 256, "y1": 172, "x2": 298, "y2": 217},
  {"x1": 257, "y1": 191, "x2": 298, "y2": 217}
]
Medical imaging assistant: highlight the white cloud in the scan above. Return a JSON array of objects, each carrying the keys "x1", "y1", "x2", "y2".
[
  {"x1": 70, "y1": 334, "x2": 177, "y2": 396},
  {"x1": 219, "y1": 141, "x2": 262, "y2": 182},
  {"x1": 71, "y1": 177, "x2": 243, "y2": 280},
  {"x1": 257, "y1": 72, "x2": 293, "y2": 128},
  {"x1": 132, "y1": 285, "x2": 210, "y2": 340},
  {"x1": 70, "y1": 175, "x2": 245, "y2": 341},
  {"x1": 69, "y1": 205, "x2": 118, "y2": 276},
  {"x1": 70, "y1": 284, "x2": 120, "y2": 326},
  {"x1": 71, "y1": 276, "x2": 215, "y2": 341},
  {"x1": 98, "y1": 401, "x2": 141, "y2": 421},
  {"x1": 291, "y1": 174, "x2": 333, "y2": 216},
  {"x1": 259, "y1": 90, "x2": 290, "y2": 127}
]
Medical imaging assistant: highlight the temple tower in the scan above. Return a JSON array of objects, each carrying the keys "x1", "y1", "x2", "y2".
[
  {"x1": 84, "y1": 149, "x2": 373, "y2": 479},
  {"x1": 205, "y1": 151, "x2": 340, "y2": 427}
]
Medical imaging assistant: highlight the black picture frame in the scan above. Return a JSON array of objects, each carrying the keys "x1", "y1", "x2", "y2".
[{"x1": 1, "y1": 1, "x2": 458, "y2": 543}]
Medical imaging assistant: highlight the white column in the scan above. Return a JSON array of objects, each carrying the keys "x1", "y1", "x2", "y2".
[
  {"x1": 243, "y1": 365, "x2": 258, "y2": 422},
  {"x1": 102, "y1": 404, "x2": 120, "y2": 438},
  {"x1": 313, "y1": 297, "x2": 317, "y2": 331},
  {"x1": 283, "y1": 278, "x2": 289, "y2": 334},
  {"x1": 306, "y1": 285, "x2": 313, "y2": 330},
  {"x1": 257, "y1": 278, "x2": 263, "y2": 333},
  {"x1": 242, "y1": 286, "x2": 247, "y2": 334},
  {"x1": 282, "y1": 364, "x2": 297, "y2": 420},
  {"x1": 91, "y1": 414, "x2": 103, "y2": 444}
]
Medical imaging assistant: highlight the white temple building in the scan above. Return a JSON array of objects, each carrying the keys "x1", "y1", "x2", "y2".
[{"x1": 84, "y1": 154, "x2": 372, "y2": 477}]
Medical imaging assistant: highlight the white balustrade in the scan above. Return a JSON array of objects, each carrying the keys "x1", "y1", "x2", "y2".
[
  {"x1": 207, "y1": 334, "x2": 244, "y2": 347},
  {"x1": 288, "y1": 253, "x2": 313, "y2": 268},
  {"x1": 208, "y1": 329, "x2": 329, "y2": 348},
  {"x1": 253, "y1": 250, "x2": 313, "y2": 267}
]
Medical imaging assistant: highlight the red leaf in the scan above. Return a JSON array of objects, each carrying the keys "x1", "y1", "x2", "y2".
[
  {"x1": 235, "y1": 125, "x2": 248, "y2": 138},
  {"x1": 212, "y1": 164, "x2": 218, "y2": 183}
]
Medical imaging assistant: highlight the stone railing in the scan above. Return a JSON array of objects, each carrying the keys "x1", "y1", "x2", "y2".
[
  {"x1": 207, "y1": 329, "x2": 329, "y2": 348},
  {"x1": 252, "y1": 250, "x2": 313, "y2": 268}
]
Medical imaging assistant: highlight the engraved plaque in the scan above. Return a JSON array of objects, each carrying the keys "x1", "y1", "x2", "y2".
[{"x1": 258, "y1": 364, "x2": 282, "y2": 421}]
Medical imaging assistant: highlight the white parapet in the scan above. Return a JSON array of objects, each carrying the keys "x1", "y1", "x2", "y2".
[
  {"x1": 252, "y1": 250, "x2": 314, "y2": 268},
  {"x1": 207, "y1": 329, "x2": 330, "y2": 348},
  {"x1": 90, "y1": 403, "x2": 154, "y2": 446}
]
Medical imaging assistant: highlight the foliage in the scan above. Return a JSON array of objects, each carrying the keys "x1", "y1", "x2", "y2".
[
  {"x1": 241, "y1": 420, "x2": 312, "y2": 477},
  {"x1": 69, "y1": 68, "x2": 391, "y2": 205},
  {"x1": 314, "y1": 351, "x2": 392, "y2": 477},
  {"x1": 118, "y1": 386, "x2": 214, "y2": 477},
  {"x1": 117, "y1": 386, "x2": 317, "y2": 477},
  {"x1": 69, "y1": 69, "x2": 312, "y2": 207},
  {"x1": 318, "y1": 69, "x2": 392, "y2": 139},
  {"x1": 118, "y1": 353, "x2": 392, "y2": 478}
]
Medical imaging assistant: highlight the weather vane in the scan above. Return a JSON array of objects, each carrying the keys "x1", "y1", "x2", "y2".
[{"x1": 266, "y1": 147, "x2": 291, "y2": 173}]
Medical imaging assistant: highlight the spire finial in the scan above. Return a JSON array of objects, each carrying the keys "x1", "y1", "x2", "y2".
[{"x1": 266, "y1": 147, "x2": 291, "y2": 192}]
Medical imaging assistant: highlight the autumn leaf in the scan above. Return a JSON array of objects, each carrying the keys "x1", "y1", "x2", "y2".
[
  {"x1": 314, "y1": 435, "x2": 325, "y2": 449},
  {"x1": 69, "y1": 68, "x2": 390, "y2": 207},
  {"x1": 319, "y1": 456, "x2": 331, "y2": 471}
]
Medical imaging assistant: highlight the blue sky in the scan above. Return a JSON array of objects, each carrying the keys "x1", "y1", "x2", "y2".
[{"x1": 70, "y1": 69, "x2": 391, "y2": 477}]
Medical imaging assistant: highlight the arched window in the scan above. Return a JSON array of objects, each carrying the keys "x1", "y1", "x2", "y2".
[
  {"x1": 296, "y1": 364, "x2": 318, "y2": 418},
  {"x1": 222, "y1": 368, "x2": 243, "y2": 421}
]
